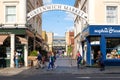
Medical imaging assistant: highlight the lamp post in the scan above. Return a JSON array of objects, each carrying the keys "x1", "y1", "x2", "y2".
[{"x1": 33, "y1": 31, "x2": 37, "y2": 50}]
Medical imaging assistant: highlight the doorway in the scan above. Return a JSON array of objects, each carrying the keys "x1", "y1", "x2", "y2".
[{"x1": 91, "y1": 45, "x2": 100, "y2": 65}]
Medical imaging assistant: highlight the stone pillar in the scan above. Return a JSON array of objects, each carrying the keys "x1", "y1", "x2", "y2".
[
  {"x1": 10, "y1": 34, "x2": 15, "y2": 68},
  {"x1": 79, "y1": 42, "x2": 83, "y2": 57},
  {"x1": 24, "y1": 36, "x2": 28, "y2": 67}
]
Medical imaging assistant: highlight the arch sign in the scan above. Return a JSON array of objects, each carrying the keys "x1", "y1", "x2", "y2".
[{"x1": 27, "y1": 4, "x2": 88, "y2": 21}]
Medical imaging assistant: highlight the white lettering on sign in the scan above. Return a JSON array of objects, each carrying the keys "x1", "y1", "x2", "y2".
[
  {"x1": 94, "y1": 27, "x2": 120, "y2": 34},
  {"x1": 27, "y1": 4, "x2": 88, "y2": 21}
]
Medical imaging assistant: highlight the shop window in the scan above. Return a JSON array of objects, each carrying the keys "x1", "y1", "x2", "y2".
[
  {"x1": 90, "y1": 36, "x2": 100, "y2": 41},
  {"x1": 90, "y1": 37, "x2": 100, "y2": 45},
  {"x1": 106, "y1": 38, "x2": 120, "y2": 59}
]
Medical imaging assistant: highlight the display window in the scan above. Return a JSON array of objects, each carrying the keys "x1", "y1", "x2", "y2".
[{"x1": 106, "y1": 38, "x2": 120, "y2": 59}]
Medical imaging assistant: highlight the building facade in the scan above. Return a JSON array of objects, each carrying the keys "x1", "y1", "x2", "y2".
[
  {"x1": 74, "y1": 0, "x2": 85, "y2": 59},
  {"x1": 46, "y1": 32, "x2": 53, "y2": 52},
  {"x1": 74, "y1": 0, "x2": 120, "y2": 66},
  {"x1": 53, "y1": 36, "x2": 66, "y2": 54},
  {"x1": 65, "y1": 31, "x2": 74, "y2": 57},
  {"x1": 0, "y1": 0, "x2": 43, "y2": 68},
  {"x1": 42, "y1": 31, "x2": 53, "y2": 52}
]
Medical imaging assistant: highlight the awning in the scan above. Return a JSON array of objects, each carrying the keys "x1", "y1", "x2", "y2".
[
  {"x1": 36, "y1": 33, "x2": 42, "y2": 40},
  {"x1": 26, "y1": 30, "x2": 34, "y2": 38},
  {"x1": 35, "y1": 40, "x2": 42, "y2": 46},
  {"x1": 17, "y1": 36, "x2": 28, "y2": 44},
  {"x1": 0, "y1": 35, "x2": 8, "y2": 45}
]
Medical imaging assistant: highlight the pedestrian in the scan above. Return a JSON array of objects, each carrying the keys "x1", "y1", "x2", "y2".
[
  {"x1": 41, "y1": 55, "x2": 46, "y2": 69},
  {"x1": 0, "y1": 52, "x2": 7, "y2": 68},
  {"x1": 47, "y1": 51, "x2": 54, "y2": 70},
  {"x1": 36, "y1": 51, "x2": 42, "y2": 69},
  {"x1": 97, "y1": 50, "x2": 105, "y2": 71},
  {"x1": 76, "y1": 51, "x2": 82, "y2": 69},
  {"x1": 52, "y1": 52, "x2": 57, "y2": 68},
  {"x1": 14, "y1": 50, "x2": 19, "y2": 68}
]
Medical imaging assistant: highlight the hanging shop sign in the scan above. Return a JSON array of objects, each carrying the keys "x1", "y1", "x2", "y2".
[
  {"x1": 27, "y1": 4, "x2": 88, "y2": 21},
  {"x1": 89, "y1": 25, "x2": 120, "y2": 35}
]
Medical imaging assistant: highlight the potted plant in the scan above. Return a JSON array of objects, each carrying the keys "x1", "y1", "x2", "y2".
[{"x1": 28, "y1": 50, "x2": 38, "y2": 66}]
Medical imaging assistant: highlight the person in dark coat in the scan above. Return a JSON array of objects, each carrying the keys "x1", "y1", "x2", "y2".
[
  {"x1": 76, "y1": 51, "x2": 82, "y2": 69},
  {"x1": 97, "y1": 50, "x2": 105, "y2": 71},
  {"x1": 36, "y1": 51, "x2": 42, "y2": 69}
]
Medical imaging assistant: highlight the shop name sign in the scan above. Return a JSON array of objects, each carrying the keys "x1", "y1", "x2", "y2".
[
  {"x1": 0, "y1": 32, "x2": 11, "y2": 34},
  {"x1": 94, "y1": 27, "x2": 120, "y2": 34},
  {"x1": 27, "y1": 4, "x2": 87, "y2": 21}
]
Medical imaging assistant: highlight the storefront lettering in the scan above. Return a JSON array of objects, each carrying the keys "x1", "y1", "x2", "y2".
[
  {"x1": 94, "y1": 27, "x2": 120, "y2": 34},
  {"x1": 27, "y1": 4, "x2": 87, "y2": 21},
  {"x1": 0, "y1": 32, "x2": 11, "y2": 34}
]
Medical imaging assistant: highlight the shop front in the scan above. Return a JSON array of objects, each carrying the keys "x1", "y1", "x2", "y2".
[
  {"x1": 81, "y1": 25, "x2": 120, "y2": 66},
  {"x1": 0, "y1": 27, "x2": 43, "y2": 68},
  {"x1": 0, "y1": 28, "x2": 28, "y2": 68}
]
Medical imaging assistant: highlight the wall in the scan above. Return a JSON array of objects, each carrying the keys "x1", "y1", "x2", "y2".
[
  {"x1": 46, "y1": 32, "x2": 53, "y2": 51},
  {"x1": 0, "y1": 0, "x2": 26, "y2": 25}
]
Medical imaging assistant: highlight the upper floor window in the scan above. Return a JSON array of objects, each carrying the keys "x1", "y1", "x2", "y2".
[
  {"x1": 106, "y1": 6, "x2": 118, "y2": 24},
  {"x1": 6, "y1": 6, "x2": 16, "y2": 23}
]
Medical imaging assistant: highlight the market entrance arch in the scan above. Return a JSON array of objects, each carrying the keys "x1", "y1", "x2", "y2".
[
  {"x1": 26, "y1": 4, "x2": 88, "y2": 68},
  {"x1": 27, "y1": 4, "x2": 88, "y2": 21}
]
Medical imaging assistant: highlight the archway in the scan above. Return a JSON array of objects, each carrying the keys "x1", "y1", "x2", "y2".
[
  {"x1": 27, "y1": 4, "x2": 88, "y2": 22},
  {"x1": 27, "y1": 4, "x2": 88, "y2": 68}
]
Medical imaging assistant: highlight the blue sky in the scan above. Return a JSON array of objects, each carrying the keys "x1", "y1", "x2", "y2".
[{"x1": 42, "y1": 0, "x2": 75, "y2": 36}]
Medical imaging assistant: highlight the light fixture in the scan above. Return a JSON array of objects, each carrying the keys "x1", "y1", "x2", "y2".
[
  {"x1": 14, "y1": 24, "x2": 18, "y2": 26},
  {"x1": 25, "y1": 23, "x2": 32, "y2": 28},
  {"x1": 0, "y1": 24, "x2": 4, "y2": 27},
  {"x1": 14, "y1": 24, "x2": 18, "y2": 28}
]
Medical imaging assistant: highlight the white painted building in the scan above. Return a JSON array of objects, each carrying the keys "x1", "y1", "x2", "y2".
[
  {"x1": 46, "y1": 32, "x2": 53, "y2": 52},
  {"x1": 74, "y1": 0, "x2": 120, "y2": 66},
  {"x1": 0, "y1": 0, "x2": 43, "y2": 68}
]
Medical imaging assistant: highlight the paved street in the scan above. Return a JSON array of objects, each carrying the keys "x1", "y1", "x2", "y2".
[
  {"x1": 0, "y1": 56, "x2": 120, "y2": 80},
  {"x1": 0, "y1": 72, "x2": 120, "y2": 80},
  {"x1": 55, "y1": 56, "x2": 77, "y2": 67}
]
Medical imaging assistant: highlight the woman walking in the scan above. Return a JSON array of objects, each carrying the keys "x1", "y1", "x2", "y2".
[
  {"x1": 76, "y1": 51, "x2": 82, "y2": 69},
  {"x1": 14, "y1": 50, "x2": 19, "y2": 68},
  {"x1": 47, "y1": 52, "x2": 54, "y2": 70}
]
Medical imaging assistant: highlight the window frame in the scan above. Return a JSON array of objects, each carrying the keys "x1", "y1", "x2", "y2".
[
  {"x1": 5, "y1": 6, "x2": 16, "y2": 23},
  {"x1": 106, "y1": 5, "x2": 118, "y2": 24}
]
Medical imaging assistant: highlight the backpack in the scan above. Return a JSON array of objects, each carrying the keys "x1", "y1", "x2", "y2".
[
  {"x1": 37, "y1": 54, "x2": 42, "y2": 60},
  {"x1": 77, "y1": 56, "x2": 82, "y2": 61}
]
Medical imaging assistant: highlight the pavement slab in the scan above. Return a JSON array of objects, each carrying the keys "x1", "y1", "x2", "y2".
[{"x1": 0, "y1": 56, "x2": 120, "y2": 76}]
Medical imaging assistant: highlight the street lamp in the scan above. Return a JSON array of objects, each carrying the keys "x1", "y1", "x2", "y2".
[{"x1": 33, "y1": 31, "x2": 37, "y2": 50}]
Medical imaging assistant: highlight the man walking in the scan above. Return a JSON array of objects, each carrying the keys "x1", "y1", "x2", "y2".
[
  {"x1": 36, "y1": 51, "x2": 42, "y2": 69},
  {"x1": 97, "y1": 51, "x2": 105, "y2": 71}
]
